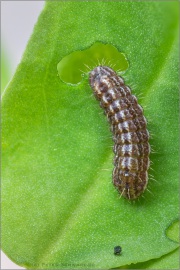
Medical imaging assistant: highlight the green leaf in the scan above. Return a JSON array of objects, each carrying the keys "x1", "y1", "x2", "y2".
[
  {"x1": 166, "y1": 220, "x2": 179, "y2": 243},
  {"x1": 118, "y1": 248, "x2": 179, "y2": 269},
  {"x1": 118, "y1": 220, "x2": 179, "y2": 269},
  {"x1": 1, "y1": 47, "x2": 11, "y2": 93},
  {"x1": 57, "y1": 42, "x2": 129, "y2": 84},
  {"x1": 2, "y1": 1, "x2": 179, "y2": 269}
]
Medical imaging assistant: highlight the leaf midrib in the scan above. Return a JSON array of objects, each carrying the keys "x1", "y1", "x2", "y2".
[{"x1": 35, "y1": 151, "x2": 112, "y2": 265}]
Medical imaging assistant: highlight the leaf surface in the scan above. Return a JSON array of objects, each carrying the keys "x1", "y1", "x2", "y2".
[
  {"x1": 2, "y1": 1, "x2": 179, "y2": 269},
  {"x1": 1, "y1": 47, "x2": 10, "y2": 93}
]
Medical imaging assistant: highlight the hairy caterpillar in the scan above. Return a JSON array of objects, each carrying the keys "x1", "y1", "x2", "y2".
[{"x1": 89, "y1": 66, "x2": 150, "y2": 200}]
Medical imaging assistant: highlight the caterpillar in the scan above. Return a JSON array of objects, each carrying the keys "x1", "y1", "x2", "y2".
[{"x1": 89, "y1": 66, "x2": 150, "y2": 200}]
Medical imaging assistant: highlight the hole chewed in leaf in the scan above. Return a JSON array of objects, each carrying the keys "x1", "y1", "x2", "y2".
[
  {"x1": 57, "y1": 42, "x2": 129, "y2": 85},
  {"x1": 166, "y1": 220, "x2": 179, "y2": 243}
]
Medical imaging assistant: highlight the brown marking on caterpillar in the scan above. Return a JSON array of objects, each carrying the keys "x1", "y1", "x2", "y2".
[{"x1": 89, "y1": 66, "x2": 150, "y2": 200}]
